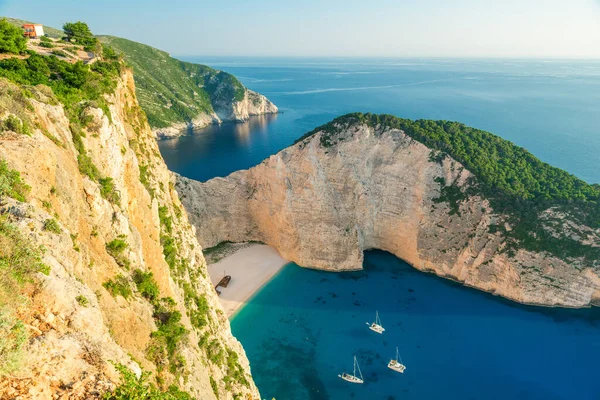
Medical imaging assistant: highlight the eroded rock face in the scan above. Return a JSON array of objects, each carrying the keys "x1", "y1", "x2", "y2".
[
  {"x1": 177, "y1": 123, "x2": 600, "y2": 308},
  {"x1": 0, "y1": 72, "x2": 258, "y2": 399},
  {"x1": 154, "y1": 89, "x2": 278, "y2": 139}
]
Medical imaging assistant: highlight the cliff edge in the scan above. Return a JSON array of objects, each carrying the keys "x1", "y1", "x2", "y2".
[{"x1": 0, "y1": 41, "x2": 258, "y2": 398}]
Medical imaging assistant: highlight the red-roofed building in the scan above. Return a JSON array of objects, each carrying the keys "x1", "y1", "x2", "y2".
[{"x1": 22, "y1": 24, "x2": 44, "y2": 38}]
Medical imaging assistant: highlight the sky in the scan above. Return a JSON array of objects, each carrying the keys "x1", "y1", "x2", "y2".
[{"x1": 2, "y1": 0, "x2": 600, "y2": 58}]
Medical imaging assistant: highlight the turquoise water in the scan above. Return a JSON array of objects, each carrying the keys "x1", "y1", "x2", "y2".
[
  {"x1": 156, "y1": 58, "x2": 600, "y2": 399},
  {"x1": 231, "y1": 252, "x2": 600, "y2": 400}
]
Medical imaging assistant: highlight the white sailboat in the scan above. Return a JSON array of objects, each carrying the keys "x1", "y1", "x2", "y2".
[
  {"x1": 388, "y1": 347, "x2": 406, "y2": 373},
  {"x1": 366, "y1": 310, "x2": 385, "y2": 334},
  {"x1": 338, "y1": 356, "x2": 364, "y2": 384}
]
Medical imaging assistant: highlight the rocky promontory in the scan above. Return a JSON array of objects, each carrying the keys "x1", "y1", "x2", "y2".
[
  {"x1": 98, "y1": 35, "x2": 278, "y2": 139},
  {"x1": 177, "y1": 113, "x2": 600, "y2": 308}
]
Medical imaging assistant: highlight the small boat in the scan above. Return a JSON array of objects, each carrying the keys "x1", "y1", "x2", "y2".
[
  {"x1": 366, "y1": 310, "x2": 385, "y2": 334},
  {"x1": 338, "y1": 356, "x2": 364, "y2": 384},
  {"x1": 388, "y1": 347, "x2": 406, "y2": 373},
  {"x1": 216, "y1": 273, "x2": 231, "y2": 288}
]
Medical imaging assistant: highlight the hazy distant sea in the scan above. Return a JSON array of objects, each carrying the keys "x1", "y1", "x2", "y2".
[
  {"x1": 157, "y1": 58, "x2": 600, "y2": 400},
  {"x1": 159, "y1": 57, "x2": 600, "y2": 184}
]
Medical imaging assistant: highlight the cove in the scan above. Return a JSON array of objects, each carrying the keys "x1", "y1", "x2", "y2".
[{"x1": 231, "y1": 250, "x2": 600, "y2": 400}]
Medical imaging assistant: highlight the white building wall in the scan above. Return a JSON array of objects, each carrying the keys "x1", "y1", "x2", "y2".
[{"x1": 34, "y1": 25, "x2": 45, "y2": 37}]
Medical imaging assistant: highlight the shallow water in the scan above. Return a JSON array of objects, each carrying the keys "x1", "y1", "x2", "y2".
[{"x1": 231, "y1": 251, "x2": 600, "y2": 400}]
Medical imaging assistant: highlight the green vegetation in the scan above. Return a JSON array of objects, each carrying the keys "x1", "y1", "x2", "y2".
[
  {"x1": 43, "y1": 218, "x2": 62, "y2": 234},
  {"x1": 3, "y1": 17, "x2": 64, "y2": 39},
  {"x1": 223, "y1": 349, "x2": 249, "y2": 390},
  {"x1": 146, "y1": 297, "x2": 188, "y2": 381},
  {"x1": 97, "y1": 35, "x2": 247, "y2": 129},
  {"x1": 182, "y1": 283, "x2": 209, "y2": 330},
  {"x1": 0, "y1": 160, "x2": 30, "y2": 202},
  {"x1": 151, "y1": 298, "x2": 187, "y2": 357},
  {"x1": 133, "y1": 269, "x2": 159, "y2": 301},
  {"x1": 99, "y1": 177, "x2": 120, "y2": 204},
  {"x1": 103, "y1": 363, "x2": 194, "y2": 400},
  {"x1": 75, "y1": 294, "x2": 89, "y2": 307},
  {"x1": 138, "y1": 164, "x2": 153, "y2": 197},
  {"x1": 0, "y1": 28, "x2": 122, "y2": 189},
  {"x1": 432, "y1": 177, "x2": 466, "y2": 216},
  {"x1": 50, "y1": 49, "x2": 68, "y2": 58},
  {"x1": 62, "y1": 21, "x2": 99, "y2": 52},
  {"x1": 158, "y1": 206, "x2": 177, "y2": 271},
  {"x1": 2, "y1": 115, "x2": 31, "y2": 135},
  {"x1": 210, "y1": 376, "x2": 219, "y2": 399},
  {"x1": 102, "y1": 274, "x2": 132, "y2": 299},
  {"x1": 105, "y1": 237, "x2": 130, "y2": 268},
  {"x1": 300, "y1": 113, "x2": 600, "y2": 262},
  {"x1": 0, "y1": 215, "x2": 49, "y2": 375},
  {"x1": 0, "y1": 19, "x2": 27, "y2": 54}
]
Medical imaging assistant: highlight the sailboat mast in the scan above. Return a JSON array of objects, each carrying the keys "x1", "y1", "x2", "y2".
[
  {"x1": 353, "y1": 356, "x2": 357, "y2": 377},
  {"x1": 396, "y1": 347, "x2": 399, "y2": 362}
]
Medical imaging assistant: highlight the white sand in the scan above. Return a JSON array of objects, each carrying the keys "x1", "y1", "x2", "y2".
[{"x1": 208, "y1": 244, "x2": 289, "y2": 318}]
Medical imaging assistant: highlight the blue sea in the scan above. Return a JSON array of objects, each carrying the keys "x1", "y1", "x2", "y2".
[
  {"x1": 159, "y1": 58, "x2": 600, "y2": 184},
  {"x1": 157, "y1": 58, "x2": 600, "y2": 399}
]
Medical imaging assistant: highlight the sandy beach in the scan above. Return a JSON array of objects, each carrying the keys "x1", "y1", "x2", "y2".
[{"x1": 207, "y1": 244, "x2": 289, "y2": 317}]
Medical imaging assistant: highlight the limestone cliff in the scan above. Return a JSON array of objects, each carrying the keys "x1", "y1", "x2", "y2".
[
  {"x1": 0, "y1": 68, "x2": 259, "y2": 398},
  {"x1": 177, "y1": 115, "x2": 600, "y2": 309},
  {"x1": 155, "y1": 89, "x2": 279, "y2": 140}
]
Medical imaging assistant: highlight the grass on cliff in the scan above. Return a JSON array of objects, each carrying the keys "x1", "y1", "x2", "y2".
[
  {"x1": 104, "y1": 363, "x2": 194, "y2": 400},
  {"x1": 0, "y1": 214, "x2": 50, "y2": 375},
  {"x1": 97, "y1": 35, "x2": 246, "y2": 129},
  {"x1": 0, "y1": 160, "x2": 30, "y2": 202},
  {"x1": 299, "y1": 113, "x2": 600, "y2": 263}
]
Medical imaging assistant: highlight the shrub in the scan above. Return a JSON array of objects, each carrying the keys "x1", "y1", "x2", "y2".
[
  {"x1": 77, "y1": 152, "x2": 100, "y2": 180},
  {"x1": 133, "y1": 269, "x2": 159, "y2": 301},
  {"x1": 158, "y1": 206, "x2": 178, "y2": 271},
  {"x1": 0, "y1": 19, "x2": 27, "y2": 54},
  {"x1": 0, "y1": 216, "x2": 49, "y2": 293},
  {"x1": 139, "y1": 164, "x2": 153, "y2": 196},
  {"x1": 99, "y1": 177, "x2": 120, "y2": 205},
  {"x1": 62, "y1": 21, "x2": 98, "y2": 49},
  {"x1": 105, "y1": 238, "x2": 130, "y2": 268},
  {"x1": 102, "y1": 275, "x2": 132, "y2": 299},
  {"x1": 2, "y1": 115, "x2": 31, "y2": 135},
  {"x1": 51, "y1": 49, "x2": 68, "y2": 58},
  {"x1": 43, "y1": 218, "x2": 62, "y2": 234},
  {"x1": 148, "y1": 298, "x2": 187, "y2": 366},
  {"x1": 0, "y1": 160, "x2": 30, "y2": 202},
  {"x1": 76, "y1": 295, "x2": 89, "y2": 307},
  {"x1": 102, "y1": 44, "x2": 120, "y2": 61},
  {"x1": 0, "y1": 309, "x2": 27, "y2": 375},
  {"x1": 106, "y1": 238, "x2": 128, "y2": 255},
  {"x1": 38, "y1": 41, "x2": 54, "y2": 49},
  {"x1": 210, "y1": 376, "x2": 219, "y2": 399},
  {"x1": 103, "y1": 363, "x2": 193, "y2": 400}
]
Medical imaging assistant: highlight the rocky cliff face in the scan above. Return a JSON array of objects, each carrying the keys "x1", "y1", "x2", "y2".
[
  {"x1": 177, "y1": 121, "x2": 600, "y2": 308},
  {"x1": 0, "y1": 70, "x2": 259, "y2": 399},
  {"x1": 155, "y1": 89, "x2": 278, "y2": 140}
]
